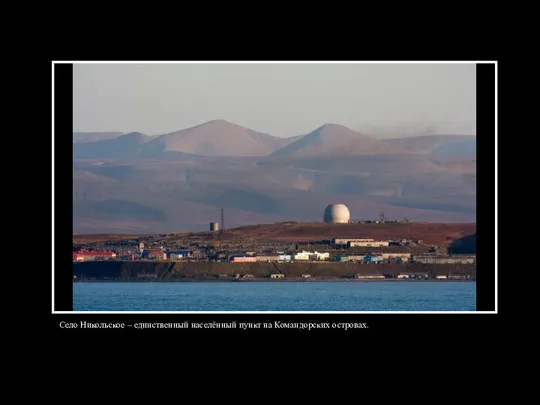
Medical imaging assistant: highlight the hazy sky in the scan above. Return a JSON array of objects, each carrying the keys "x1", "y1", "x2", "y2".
[{"x1": 73, "y1": 62, "x2": 476, "y2": 138}]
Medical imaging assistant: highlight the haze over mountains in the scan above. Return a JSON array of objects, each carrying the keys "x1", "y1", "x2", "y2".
[{"x1": 73, "y1": 119, "x2": 476, "y2": 234}]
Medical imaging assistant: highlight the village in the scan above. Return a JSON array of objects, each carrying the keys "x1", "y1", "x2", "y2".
[{"x1": 73, "y1": 236, "x2": 475, "y2": 268}]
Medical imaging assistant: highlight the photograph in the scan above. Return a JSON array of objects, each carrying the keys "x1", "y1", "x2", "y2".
[{"x1": 56, "y1": 61, "x2": 495, "y2": 319}]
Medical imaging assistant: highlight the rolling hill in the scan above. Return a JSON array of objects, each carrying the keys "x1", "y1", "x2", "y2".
[
  {"x1": 143, "y1": 119, "x2": 294, "y2": 157},
  {"x1": 72, "y1": 121, "x2": 477, "y2": 233},
  {"x1": 384, "y1": 134, "x2": 476, "y2": 155},
  {"x1": 72, "y1": 120, "x2": 299, "y2": 159},
  {"x1": 73, "y1": 132, "x2": 125, "y2": 143},
  {"x1": 265, "y1": 124, "x2": 405, "y2": 160}
]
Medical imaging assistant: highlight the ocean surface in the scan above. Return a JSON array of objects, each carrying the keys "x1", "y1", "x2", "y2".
[{"x1": 73, "y1": 281, "x2": 476, "y2": 311}]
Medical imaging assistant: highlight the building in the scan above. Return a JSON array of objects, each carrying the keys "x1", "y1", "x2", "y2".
[
  {"x1": 355, "y1": 274, "x2": 385, "y2": 279},
  {"x1": 414, "y1": 256, "x2": 475, "y2": 264},
  {"x1": 398, "y1": 272, "x2": 429, "y2": 279},
  {"x1": 279, "y1": 255, "x2": 292, "y2": 262},
  {"x1": 148, "y1": 250, "x2": 166, "y2": 260},
  {"x1": 270, "y1": 273, "x2": 285, "y2": 279},
  {"x1": 73, "y1": 253, "x2": 84, "y2": 262},
  {"x1": 231, "y1": 256, "x2": 257, "y2": 263},
  {"x1": 448, "y1": 274, "x2": 471, "y2": 280},
  {"x1": 380, "y1": 252, "x2": 411, "y2": 261},
  {"x1": 170, "y1": 250, "x2": 192, "y2": 258},
  {"x1": 309, "y1": 252, "x2": 330, "y2": 261},
  {"x1": 169, "y1": 253, "x2": 183, "y2": 260},
  {"x1": 294, "y1": 251, "x2": 312, "y2": 260},
  {"x1": 435, "y1": 275, "x2": 448, "y2": 279},
  {"x1": 323, "y1": 204, "x2": 350, "y2": 224},
  {"x1": 209, "y1": 222, "x2": 220, "y2": 232},
  {"x1": 333, "y1": 238, "x2": 374, "y2": 245},
  {"x1": 74, "y1": 250, "x2": 117, "y2": 261},
  {"x1": 349, "y1": 241, "x2": 390, "y2": 247},
  {"x1": 364, "y1": 255, "x2": 382, "y2": 263},
  {"x1": 255, "y1": 256, "x2": 280, "y2": 262},
  {"x1": 346, "y1": 255, "x2": 369, "y2": 261},
  {"x1": 301, "y1": 274, "x2": 312, "y2": 278}
]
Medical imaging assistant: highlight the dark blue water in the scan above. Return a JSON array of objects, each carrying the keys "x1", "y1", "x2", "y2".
[{"x1": 73, "y1": 281, "x2": 476, "y2": 311}]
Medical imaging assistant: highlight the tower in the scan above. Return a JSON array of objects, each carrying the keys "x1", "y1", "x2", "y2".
[{"x1": 220, "y1": 208, "x2": 225, "y2": 233}]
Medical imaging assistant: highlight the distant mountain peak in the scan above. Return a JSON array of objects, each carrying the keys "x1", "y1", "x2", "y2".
[{"x1": 318, "y1": 123, "x2": 349, "y2": 130}]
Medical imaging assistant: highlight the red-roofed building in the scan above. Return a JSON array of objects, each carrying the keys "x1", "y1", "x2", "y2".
[
  {"x1": 74, "y1": 250, "x2": 117, "y2": 261},
  {"x1": 148, "y1": 250, "x2": 167, "y2": 260}
]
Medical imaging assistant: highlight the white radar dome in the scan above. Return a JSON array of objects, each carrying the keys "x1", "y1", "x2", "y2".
[{"x1": 323, "y1": 204, "x2": 351, "y2": 224}]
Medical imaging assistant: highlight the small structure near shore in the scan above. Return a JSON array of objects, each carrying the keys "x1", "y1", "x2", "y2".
[
  {"x1": 355, "y1": 274, "x2": 385, "y2": 279},
  {"x1": 270, "y1": 273, "x2": 285, "y2": 279}
]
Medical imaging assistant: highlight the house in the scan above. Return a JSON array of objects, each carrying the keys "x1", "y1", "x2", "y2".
[
  {"x1": 171, "y1": 250, "x2": 192, "y2": 258},
  {"x1": 242, "y1": 274, "x2": 255, "y2": 279},
  {"x1": 380, "y1": 253, "x2": 411, "y2": 260},
  {"x1": 148, "y1": 250, "x2": 167, "y2": 260},
  {"x1": 278, "y1": 255, "x2": 292, "y2": 262},
  {"x1": 74, "y1": 250, "x2": 117, "y2": 261},
  {"x1": 255, "y1": 255, "x2": 280, "y2": 262},
  {"x1": 413, "y1": 255, "x2": 474, "y2": 264},
  {"x1": 435, "y1": 275, "x2": 448, "y2": 279},
  {"x1": 293, "y1": 251, "x2": 312, "y2": 260},
  {"x1": 349, "y1": 241, "x2": 390, "y2": 247},
  {"x1": 270, "y1": 274, "x2": 285, "y2": 279},
  {"x1": 301, "y1": 274, "x2": 311, "y2": 278},
  {"x1": 231, "y1": 256, "x2": 257, "y2": 263},
  {"x1": 333, "y1": 238, "x2": 374, "y2": 245},
  {"x1": 345, "y1": 255, "x2": 365, "y2": 261},
  {"x1": 363, "y1": 255, "x2": 383, "y2": 263}
]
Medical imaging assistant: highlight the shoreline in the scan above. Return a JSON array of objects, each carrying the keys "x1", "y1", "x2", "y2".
[{"x1": 74, "y1": 278, "x2": 475, "y2": 283}]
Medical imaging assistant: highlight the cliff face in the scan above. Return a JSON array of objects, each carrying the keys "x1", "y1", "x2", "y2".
[
  {"x1": 448, "y1": 233, "x2": 476, "y2": 254},
  {"x1": 73, "y1": 261, "x2": 475, "y2": 280}
]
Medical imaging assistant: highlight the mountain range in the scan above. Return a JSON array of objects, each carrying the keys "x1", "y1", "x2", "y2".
[{"x1": 72, "y1": 120, "x2": 476, "y2": 234}]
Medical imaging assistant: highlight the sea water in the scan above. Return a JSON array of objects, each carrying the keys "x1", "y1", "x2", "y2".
[{"x1": 73, "y1": 281, "x2": 476, "y2": 311}]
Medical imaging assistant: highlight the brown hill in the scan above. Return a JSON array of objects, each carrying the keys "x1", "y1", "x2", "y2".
[
  {"x1": 145, "y1": 119, "x2": 292, "y2": 157},
  {"x1": 265, "y1": 124, "x2": 405, "y2": 159},
  {"x1": 72, "y1": 154, "x2": 476, "y2": 234},
  {"x1": 74, "y1": 221, "x2": 476, "y2": 248}
]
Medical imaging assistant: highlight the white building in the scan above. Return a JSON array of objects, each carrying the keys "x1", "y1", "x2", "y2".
[
  {"x1": 255, "y1": 256, "x2": 280, "y2": 262},
  {"x1": 309, "y1": 252, "x2": 330, "y2": 261},
  {"x1": 294, "y1": 251, "x2": 312, "y2": 260},
  {"x1": 349, "y1": 241, "x2": 390, "y2": 247},
  {"x1": 333, "y1": 238, "x2": 374, "y2": 245}
]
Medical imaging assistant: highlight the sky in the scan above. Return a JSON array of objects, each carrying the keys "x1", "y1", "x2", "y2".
[{"x1": 73, "y1": 62, "x2": 476, "y2": 138}]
